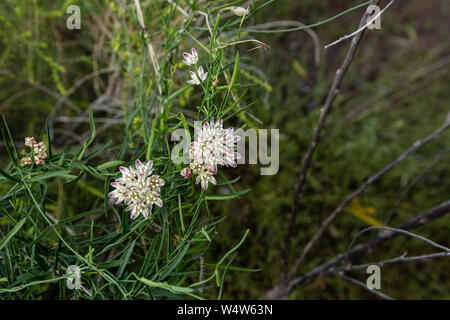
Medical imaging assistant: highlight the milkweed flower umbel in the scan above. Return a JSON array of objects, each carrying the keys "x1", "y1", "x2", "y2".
[
  {"x1": 180, "y1": 118, "x2": 241, "y2": 190},
  {"x1": 21, "y1": 137, "x2": 47, "y2": 166},
  {"x1": 108, "y1": 160, "x2": 165, "y2": 220},
  {"x1": 182, "y1": 48, "x2": 199, "y2": 66}
]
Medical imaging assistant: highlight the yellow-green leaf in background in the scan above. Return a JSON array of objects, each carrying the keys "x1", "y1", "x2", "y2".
[
  {"x1": 292, "y1": 60, "x2": 308, "y2": 78},
  {"x1": 348, "y1": 198, "x2": 384, "y2": 227}
]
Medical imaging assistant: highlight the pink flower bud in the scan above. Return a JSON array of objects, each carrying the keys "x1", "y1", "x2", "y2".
[{"x1": 180, "y1": 167, "x2": 192, "y2": 179}]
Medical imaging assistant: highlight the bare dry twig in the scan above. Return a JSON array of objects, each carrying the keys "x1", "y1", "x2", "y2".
[
  {"x1": 245, "y1": 20, "x2": 321, "y2": 65},
  {"x1": 264, "y1": 200, "x2": 450, "y2": 299},
  {"x1": 288, "y1": 114, "x2": 450, "y2": 280},
  {"x1": 339, "y1": 272, "x2": 394, "y2": 300},
  {"x1": 282, "y1": 0, "x2": 381, "y2": 280},
  {"x1": 347, "y1": 226, "x2": 450, "y2": 254},
  {"x1": 325, "y1": 0, "x2": 396, "y2": 49},
  {"x1": 343, "y1": 252, "x2": 450, "y2": 271}
]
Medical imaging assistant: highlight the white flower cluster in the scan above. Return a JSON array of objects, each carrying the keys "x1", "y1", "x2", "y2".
[
  {"x1": 108, "y1": 160, "x2": 165, "y2": 220},
  {"x1": 182, "y1": 47, "x2": 208, "y2": 85},
  {"x1": 21, "y1": 137, "x2": 47, "y2": 166},
  {"x1": 180, "y1": 118, "x2": 241, "y2": 190}
]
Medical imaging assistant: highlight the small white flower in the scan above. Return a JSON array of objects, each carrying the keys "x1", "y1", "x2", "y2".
[
  {"x1": 187, "y1": 66, "x2": 208, "y2": 85},
  {"x1": 182, "y1": 48, "x2": 199, "y2": 66},
  {"x1": 187, "y1": 71, "x2": 200, "y2": 85},
  {"x1": 196, "y1": 170, "x2": 217, "y2": 191},
  {"x1": 25, "y1": 137, "x2": 36, "y2": 148},
  {"x1": 33, "y1": 142, "x2": 46, "y2": 154},
  {"x1": 109, "y1": 160, "x2": 165, "y2": 220},
  {"x1": 20, "y1": 157, "x2": 32, "y2": 166},
  {"x1": 34, "y1": 155, "x2": 44, "y2": 165},
  {"x1": 232, "y1": 6, "x2": 248, "y2": 17}
]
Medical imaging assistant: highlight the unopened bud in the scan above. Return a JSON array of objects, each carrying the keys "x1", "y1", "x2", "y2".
[
  {"x1": 180, "y1": 167, "x2": 192, "y2": 179},
  {"x1": 232, "y1": 6, "x2": 248, "y2": 17}
]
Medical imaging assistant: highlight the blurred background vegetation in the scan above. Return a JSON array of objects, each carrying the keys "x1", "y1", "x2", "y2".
[{"x1": 0, "y1": 0, "x2": 449, "y2": 299}]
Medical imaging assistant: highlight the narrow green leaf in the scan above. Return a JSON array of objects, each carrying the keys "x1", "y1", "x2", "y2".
[
  {"x1": 205, "y1": 189, "x2": 250, "y2": 200},
  {"x1": 117, "y1": 240, "x2": 136, "y2": 278},
  {"x1": 219, "y1": 51, "x2": 240, "y2": 112},
  {"x1": 139, "y1": 278, "x2": 195, "y2": 294},
  {"x1": 57, "y1": 210, "x2": 103, "y2": 225},
  {"x1": 214, "y1": 229, "x2": 250, "y2": 287},
  {"x1": 200, "y1": 228, "x2": 211, "y2": 242},
  {"x1": 146, "y1": 119, "x2": 157, "y2": 161},
  {"x1": 46, "y1": 119, "x2": 52, "y2": 158},
  {"x1": 2, "y1": 115, "x2": 20, "y2": 163},
  {"x1": 0, "y1": 217, "x2": 27, "y2": 251},
  {"x1": 0, "y1": 168, "x2": 20, "y2": 183},
  {"x1": 26, "y1": 170, "x2": 73, "y2": 183},
  {"x1": 96, "y1": 161, "x2": 125, "y2": 171}
]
